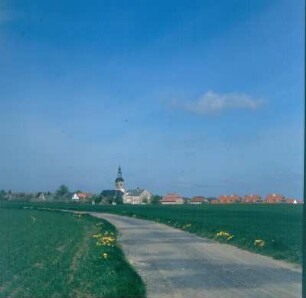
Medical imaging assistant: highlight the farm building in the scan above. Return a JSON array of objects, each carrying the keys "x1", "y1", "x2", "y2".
[
  {"x1": 161, "y1": 193, "x2": 184, "y2": 205},
  {"x1": 72, "y1": 192, "x2": 92, "y2": 201},
  {"x1": 265, "y1": 193, "x2": 286, "y2": 203},
  {"x1": 190, "y1": 196, "x2": 209, "y2": 204},
  {"x1": 218, "y1": 194, "x2": 241, "y2": 204},
  {"x1": 30, "y1": 192, "x2": 54, "y2": 202},
  {"x1": 285, "y1": 199, "x2": 303, "y2": 204},
  {"x1": 241, "y1": 194, "x2": 262, "y2": 204},
  {"x1": 210, "y1": 199, "x2": 220, "y2": 204},
  {"x1": 124, "y1": 188, "x2": 152, "y2": 204}
]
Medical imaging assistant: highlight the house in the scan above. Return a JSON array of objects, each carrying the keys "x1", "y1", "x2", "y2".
[
  {"x1": 210, "y1": 199, "x2": 220, "y2": 204},
  {"x1": 161, "y1": 193, "x2": 184, "y2": 205},
  {"x1": 241, "y1": 194, "x2": 262, "y2": 204},
  {"x1": 265, "y1": 193, "x2": 286, "y2": 204},
  {"x1": 211, "y1": 199, "x2": 220, "y2": 204},
  {"x1": 30, "y1": 192, "x2": 53, "y2": 202},
  {"x1": 286, "y1": 199, "x2": 303, "y2": 204},
  {"x1": 124, "y1": 188, "x2": 152, "y2": 204},
  {"x1": 72, "y1": 192, "x2": 92, "y2": 201},
  {"x1": 190, "y1": 196, "x2": 209, "y2": 205},
  {"x1": 9, "y1": 192, "x2": 35, "y2": 201},
  {"x1": 37, "y1": 192, "x2": 46, "y2": 201},
  {"x1": 218, "y1": 194, "x2": 241, "y2": 204}
]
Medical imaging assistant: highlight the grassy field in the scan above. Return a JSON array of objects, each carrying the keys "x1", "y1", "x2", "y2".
[
  {"x1": 0, "y1": 207, "x2": 146, "y2": 297},
  {"x1": 1, "y1": 202, "x2": 303, "y2": 265},
  {"x1": 114, "y1": 205, "x2": 303, "y2": 264},
  {"x1": 110, "y1": 204, "x2": 303, "y2": 265}
]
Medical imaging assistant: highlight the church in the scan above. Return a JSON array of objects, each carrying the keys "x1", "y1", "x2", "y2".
[
  {"x1": 102, "y1": 166, "x2": 152, "y2": 205},
  {"x1": 100, "y1": 166, "x2": 125, "y2": 204}
]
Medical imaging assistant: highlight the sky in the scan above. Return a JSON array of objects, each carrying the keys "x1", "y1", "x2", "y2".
[{"x1": 0, "y1": 0, "x2": 304, "y2": 198}]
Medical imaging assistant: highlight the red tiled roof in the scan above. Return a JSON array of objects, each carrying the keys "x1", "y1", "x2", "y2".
[
  {"x1": 161, "y1": 193, "x2": 183, "y2": 202},
  {"x1": 191, "y1": 196, "x2": 206, "y2": 202},
  {"x1": 242, "y1": 194, "x2": 262, "y2": 203},
  {"x1": 286, "y1": 199, "x2": 303, "y2": 204},
  {"x1": 286, "y1": 199, "x2": 295, "y2": 204},
  {"x1": 218, "y1": 194, "x2": 241, "y2": 203},
  {"x1": 76, "y1": 192, "x2": 92, "y2": 199},
  {"x1": 265, "y1": 193, "x2": 285, "y2": 203},
  {"x1": 210, "y1": 199, "x2": 220, "y2": 204}
]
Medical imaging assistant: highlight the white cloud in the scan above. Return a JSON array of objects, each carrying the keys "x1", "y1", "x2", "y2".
[{"x1": 172, "y1": 90, "x2": 265, "y2": 115}]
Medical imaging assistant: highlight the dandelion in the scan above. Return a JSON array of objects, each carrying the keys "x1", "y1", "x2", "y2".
[
  {"x1": 101, "y1": 253, "x2": 108, "y2": 259},
  {"x1": 95, "y1": 235, "x2": 116, "y2": 246},
  {"x1": 92, "y1": 233, "x2": 102, "y2": 239},
  {"x1": 74, "y1": 213, "x2": 82, "y2": 218},
  {"x1": 254, "y1": 239, "x2": 265, "y2": 248},
  {"x1": 215, "y1": 231, "x2": 234, "y2": 241}
]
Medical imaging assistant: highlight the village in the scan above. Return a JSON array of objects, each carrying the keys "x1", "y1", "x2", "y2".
[{"x1": 1, "y1": 166, "x2": 303, "y2": 205}]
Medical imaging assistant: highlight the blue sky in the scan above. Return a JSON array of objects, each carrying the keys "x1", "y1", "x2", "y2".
[{"x1": 0, "y1": 0, "x2": 304, "y2": 198}]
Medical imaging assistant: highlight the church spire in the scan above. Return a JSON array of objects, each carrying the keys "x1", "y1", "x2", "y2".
[
  {"x1": 115, "y1": 166, "x2": 125, "y2": 193},
  {"x1": 117, "y1": 166, "x2": 122, "y2": 179}
]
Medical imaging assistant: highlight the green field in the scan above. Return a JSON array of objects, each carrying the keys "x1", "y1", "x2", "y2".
[
  {"x1": 109, "y1": 204, "x2": 303, "y2": 264},
  {"x1": 1, "y1": 202, "x2": 303, "y2": 265},
  {"x1": 121, "y1": 205, "x2": 303, "y2": 264},
  {"x1": 0, "y1": 208, "x2": 146, "y2": 297}
]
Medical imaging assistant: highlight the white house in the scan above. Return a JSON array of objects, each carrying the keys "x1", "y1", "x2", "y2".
[
  {"x1": 124, "y1": 188, "x2": 152, "y2": 204},
  {"x1": 72, "y1": 192, "x2": 92, "y2": 201}
]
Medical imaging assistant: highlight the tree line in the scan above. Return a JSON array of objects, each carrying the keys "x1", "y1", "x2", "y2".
[{"x1": 0, "y1": 185, "x2": 163, "y2": 205}]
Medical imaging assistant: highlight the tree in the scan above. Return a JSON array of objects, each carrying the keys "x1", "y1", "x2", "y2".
[
  {"x1": 100, "y1": 190, "x2": 123, "y2": 205},
  {"x1": 55, "y1": 185, "x2": 70, "y2": 200},
  {"x1": 151, "y1": 195, "x2": 162, "y2": 205},
  {"x1": 0, "y1": 190, "x2": 6, "y2": 200},
  {"x1": 113, "y1": 193, "x2": 123, "y2": 204},
  {"x1": 92, "y1": 194, "x2": 102, "y2": 204}
]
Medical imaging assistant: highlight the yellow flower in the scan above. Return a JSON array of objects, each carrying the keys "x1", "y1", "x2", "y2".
[
  {"x1": 254, "y1": 239, "x2": 265, "y2": 247},
  {"x1": 215, "y1": 231, "x2": 234, "y2": 241}
]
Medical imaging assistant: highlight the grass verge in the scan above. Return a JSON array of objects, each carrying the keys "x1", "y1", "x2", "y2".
[{"x1": 0, "y1": 207, "x2": 146, "y2": 297}]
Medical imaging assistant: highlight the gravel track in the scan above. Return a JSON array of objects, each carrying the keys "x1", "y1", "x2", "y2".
[{"x1": 90, "y1": 212, "x2": 302, "y2": 298}]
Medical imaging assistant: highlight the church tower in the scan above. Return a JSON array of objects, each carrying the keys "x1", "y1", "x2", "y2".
[{"x1": 115, "y1": 166, "x2": 125, "y2": 193}]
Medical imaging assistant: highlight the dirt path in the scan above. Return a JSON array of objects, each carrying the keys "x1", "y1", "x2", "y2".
[{"x1": 89, "y1": 212, "x2": 301, "y2": 298}]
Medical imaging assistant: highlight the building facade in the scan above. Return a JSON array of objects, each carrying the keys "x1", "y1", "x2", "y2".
[
  {"x1": 124, "y1": 188, "x2": 152, "y2": 204},
  {"x1": 161, "y1": 193, "x2": 184, "y2": 205},
  {"x1": 190, "y1": 196, "x2": 209, "y2": 204}
]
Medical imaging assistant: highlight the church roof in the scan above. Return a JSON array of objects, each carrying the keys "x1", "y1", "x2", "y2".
[
  {"x1": 101, "y1": 190, "x2": 124, "y2": 197},
  {"x1": 127, "y1": 189, "x2": 145, "y2": 196},
  {"x1": 115, "y1": 177, "x2": 124, "y2": 182}
]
